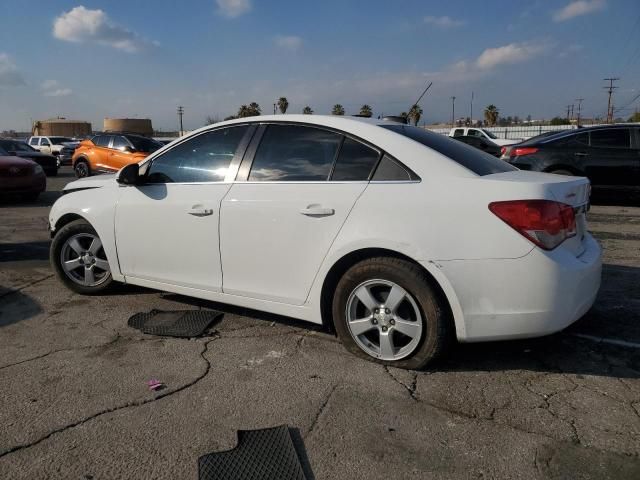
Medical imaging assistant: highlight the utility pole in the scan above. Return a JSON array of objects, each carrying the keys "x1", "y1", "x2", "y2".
[
  {"x1": 273, "y1": 103, "x2": 277, "y2": 115},
  {"x1": 603, "y1": 77, "x2": 619, "y2": 123},
  {"x1": 470, "y1": 91, "x2": 474, "y2": 123},
  {"x1": 566, "y1": 104, "x2": 572, "y2": 119},
  {"x1": 177, "y1": 106, "x2": 184, "y2": 136},
  {"x1": 451, "y1": 96, "x2": 456, "y2": 127},
  {"x1": 575, "y1": 98, "x2": 584, "y2": 126},
  {"x1": 570, "y1": 104, "x2": 574, "y2": 120}
]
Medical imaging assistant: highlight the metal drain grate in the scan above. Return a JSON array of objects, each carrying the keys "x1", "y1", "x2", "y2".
[{"x1": 127, "y1": 309, "x2": 221, "y2": 337}]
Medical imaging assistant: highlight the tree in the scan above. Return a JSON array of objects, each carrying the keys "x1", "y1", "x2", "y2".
[
  {"x1": 205, "y1": 115, "x2": 220, "y2": 125},
  {"x1": 400, "y1": 112, "x2": 408, "y2": 121},
  {"x1": 238, "y1": 102, "x2": 261, "y2": 118},
  {"x1": 302, "y1": 106, "x2": 314, "y2": 114},
  {"x1": 550, "y1": 117, "x2": 570, "y2": 126},
  {"x1": 332, "y1": 104, "x2": 345, "y2": 115},
  {"x1": 484, "y1": 105, "x2": 499, "y2": 126},
  {"x1": 628, "y1": 111, "x2": 640, "y2": 122},
  {"x1": 408, "y1": 104, "x2": 423, "y2": 126},
  {"x1": 277, "y1": 97, "x2": 289, "y2": 114},
  {"x1": 359, "y1": 104, "x2": 373, "y2": 117}
]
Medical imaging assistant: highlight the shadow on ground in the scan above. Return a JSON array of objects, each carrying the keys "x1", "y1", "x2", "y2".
[
  {"x1": 0, "y1": 290, "x2": 43, "y2": 327},
  {"x1": 0, "y1": 241, "x2": 50, "y2": 262}
]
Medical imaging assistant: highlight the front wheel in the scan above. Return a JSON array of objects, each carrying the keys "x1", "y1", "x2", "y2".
[
  {"x1": 74, "y1": 160, "x2": 90, "y2": 178},
  {"x1": 332, "y1": 257, "x2": 451, "y2": 370},
  {"x1": 51, "y1": 219, "x2": 113, "y2": 294}
]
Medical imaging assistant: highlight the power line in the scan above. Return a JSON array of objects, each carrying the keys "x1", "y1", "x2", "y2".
[{"x1": 603, "y1": 78, "x2": 620, "y2": 123}]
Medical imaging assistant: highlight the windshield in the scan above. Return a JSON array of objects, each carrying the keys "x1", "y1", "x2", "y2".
[
  {"x1": 50, "y1": 137, "x2": 73, "y2": 144},
  {"x1": 0, "y1": 140, "x2": 35, "y2": 152},
  {"x1": 481, "y1": 129, "x2": 498, "y2": 139},
  {"x1": 382, "y1": 124, "x2": 516, "y2": 176},
  {"x1": 126, "y1": 136, "x2": 163, "y2": 153}
]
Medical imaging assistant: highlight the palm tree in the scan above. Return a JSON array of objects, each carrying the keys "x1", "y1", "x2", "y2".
[
  {"x1": 359, "y1": 104, "x2": 372, "y2": 117},
  {"x1": 237, "y1": 105, "x2": 250, "y2": 117},
  {"x1": 408, "y1": 104, "x2": 423, "y2": 126},
  {"x1": 400, "y1": 112, "x2": 408, "y2": 122},
  {"x1": 302, "y1": 106, "x2": 313, "y2": 114},
  {"x1": 484, "y1": 104, "x2": 499, "y2": 126},
  {"x1": 248, "y1": 102, "x2": 261, "y2": 116},
  {"x1": 277, "y1": 97, "x2": 289, "y2": 114},
  {"x1": 332, "y1": 104, "x2": 345, "y2": 115}
]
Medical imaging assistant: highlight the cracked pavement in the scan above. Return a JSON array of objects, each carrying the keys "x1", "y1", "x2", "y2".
[{"x1": 1, "y1": 169, "x2": 639, "y2": 479}]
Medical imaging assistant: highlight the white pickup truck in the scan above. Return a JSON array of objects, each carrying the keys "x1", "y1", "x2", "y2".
[
  {"x1": 27, "y1": 136, "x2": 78, "y2": 166},
  {"x1": 449, "y1": 127, "x2": 520, "y2": 147}
]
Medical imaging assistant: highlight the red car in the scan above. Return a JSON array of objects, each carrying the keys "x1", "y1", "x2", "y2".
[{"x1": 0, "y1": 149, "x2": 46, "y2": 201}]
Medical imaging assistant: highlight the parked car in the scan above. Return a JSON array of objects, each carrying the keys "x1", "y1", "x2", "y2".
[
  {"x1": 0, "y1": 147, "x2": 46, "y2": 201},
  {"x1": 449, "y1": 127, "x2": 520, "y2": 146},
  {"x1": 453, "y1": 135, "x2": 501, "y2": 157},
  {"x1": 500, "y1": 131, "x2": 571, "y2": 159},
  {"x1": 49, "y1": 115, "x2": 601, "y2": 370},
  {"x1": 0, "y1": 139, "x2": 58, "y2": 176},
  {"x1": 27, "y1": 136, "x2": 77, "y2": 166},
  {"x1": 72, "y1": 133, "x2": 163, "y2": 178},
  {"x1": 505, "y1": 125, "x2": 640, "y2": 187}
]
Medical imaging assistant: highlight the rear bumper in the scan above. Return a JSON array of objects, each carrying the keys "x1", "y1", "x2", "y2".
[{"x1": 429, "y1": 234, "x2": 602, "y2": 342}]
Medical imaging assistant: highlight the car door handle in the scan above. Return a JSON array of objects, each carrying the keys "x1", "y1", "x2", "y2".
[
  {"x1": 188, "y1": 208, "x2": 214, "y2": 217},
  {"x1": 574, "y1": 152, "x2": 589, "y2": 157},
  {"x1": 299, "y1": 205, "x2": 335, "y2": 217}
]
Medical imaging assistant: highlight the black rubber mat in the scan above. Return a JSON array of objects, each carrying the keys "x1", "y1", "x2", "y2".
[
  {"x1": 127, "y1": 309, "x2": 221, "y2": 337},
  {"x1": 198, "y1": 425, "x2": 311, "y2": 480}
]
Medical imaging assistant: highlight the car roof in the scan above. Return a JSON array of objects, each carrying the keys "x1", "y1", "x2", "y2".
[{"x1": 523, "y1": 124, "x2": 638, "y2": 145}]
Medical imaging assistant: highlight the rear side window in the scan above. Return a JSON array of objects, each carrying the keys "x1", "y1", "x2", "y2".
[
  {"x1": 112, "y1": 136, "x2": 129, "y2": 150},
  {"x1": 249, "y1": 125, "x2": 342, "y2": 181},
  {"x1": 590, "y1": 129, "x2": 630, "y2": 149},
  {"x1": 382, "y1": 124, "x2": 516, "y2": 176},
  {"x1": 453, "y1": 129, "x2": 464, "y2": 137},
  {"x1": 330, "y1": 138, "x2": 380, "y2": 181},
  {"x1": 29, "y1": 138, "x2": 39, "y2": 146},
  {"x1": 372, "y1": 154, "x2": 412, "y2": 181},
  {"x1": 467, "y1": 129, "x2": 481, "y2": 137},
  {"x1": 95, "y1": 136, "x2": 112, "y2": 147},
  {"x1": 40, "y1": 138, "x2": 50, "y2": 146},
  {"x1": 147, "y1": 125, "x2": 248, "y2": 183}
]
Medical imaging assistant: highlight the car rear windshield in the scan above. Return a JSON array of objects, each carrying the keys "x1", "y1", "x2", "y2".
[
  {"x1": 0, "y1": 140, "x2": 34, "y2": 152},
  {"x1": 382, "y1": 124, "x2": 516, "y2": 176}
]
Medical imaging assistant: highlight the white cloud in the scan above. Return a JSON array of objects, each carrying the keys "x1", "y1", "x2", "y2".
[
  {"x1": 274, "y1": 35, "x2": 302, "y2": 51},
  {"x1": 553, "y1": 0, "x2": 606, "y2": 22},
  {"x1": 53, "y1": 6, "x2": 156, "y2": 53},
  {"x1": 216, "y1": 0, "x2": 252, "y2": 18},
  {"x1": 0, "y1": 53, "x2": 25, "y2": 87},
  {"x1": 557, "y1": 44, "x2": 584, "y2": 58},
  {"x1": 41, "y1": 79, "x2": 72, "y2": 97},
  {"x1": 424, "y1": 16, "x2": 465, "y2": 28},
  {"x1": 475, "y1": 42, "x2": 548, "y2": 70}
]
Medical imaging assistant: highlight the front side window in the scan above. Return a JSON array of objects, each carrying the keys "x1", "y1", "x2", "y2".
[
  {"x1": 95, "y1": 136, "x2": 112, "y2": 148},
  {"x1": 453, "y1": 129, "x2": 464, "y2": 137},
  {"x1": 467, "y1": 129, "x2": 481, "y2": 137},
  {"x1": 146, "y1": 125, "x2": 248, "y2": 183},
  {"x1": 40, "y1": 138, "x2": 50, "y2": 146},
  {"x1": 330, "y1": 138, "x2": 380, "y2": 181},
  {"x1": 590, "y1": 129, "x2": 630, "y2": 149},
  {"x1": 112, "y1": 136, "x2": 129, "y2": 151},
  {"x1": 249, "y1": 125, "x2": 342, "y2": 181}
]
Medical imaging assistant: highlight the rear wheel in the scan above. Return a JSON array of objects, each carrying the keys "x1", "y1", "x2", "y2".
[
  {"x1": 332, "y1": 257, "x2": 451, "y2": 370},
  {"x1": 51, "y1": 219, "x2": 112, "y2": 295},
  {"x1": 74, "y1": 160, "x2": 90, "y2": 178}
]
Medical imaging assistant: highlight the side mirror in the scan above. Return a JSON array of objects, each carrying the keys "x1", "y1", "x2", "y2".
[{"x1": 117, "y1": 163, "x2": 140, "y2": 185}]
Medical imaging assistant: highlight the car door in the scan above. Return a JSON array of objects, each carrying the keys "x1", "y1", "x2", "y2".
[
  {"x1": 220, "y1": 123, "x2": 380, "y2": 305},
  {"x1": 109, "y1": 135, "x2": 136, "y2": 171},
  {"x1": 39, "y1": 138, "x2": 52, "y2": 154},
  {"x1": 114, "y1": 124, "x2": 254, "y2": 291},
  {"x1": 583, "y1": 128, "x2": 637, "y2": 186},
  {"x1": 91, "y1": 135, "x2": 113, "y2": 171}
]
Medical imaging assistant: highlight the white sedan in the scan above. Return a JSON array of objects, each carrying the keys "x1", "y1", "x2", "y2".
[{"x1": 49, "y1": 115, "x2": 602, "y2": 369}]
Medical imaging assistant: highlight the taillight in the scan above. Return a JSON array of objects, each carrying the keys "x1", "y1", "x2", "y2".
[
  {"x1": 512, "y1": 147, "x2": 538, "y2": 157},
  {"x1": 489, "y1": 200, "x2": 577, "y2": 250},
  {"x1": 500, "y1": 146, "x2": 507, "y2": 156}
]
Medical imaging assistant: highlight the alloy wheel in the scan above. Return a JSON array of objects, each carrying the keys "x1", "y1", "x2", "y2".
[
  {"x1": 345, "y1": 279, "x2": 423, "y2": 361},
  {"x1": 59, "y1": 233, "x2": 111, "y2": 287}
]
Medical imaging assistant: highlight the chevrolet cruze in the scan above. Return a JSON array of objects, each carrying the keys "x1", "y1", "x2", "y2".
[{"x1": 49, "y1": 115, "x2": 602, "y2": 369}]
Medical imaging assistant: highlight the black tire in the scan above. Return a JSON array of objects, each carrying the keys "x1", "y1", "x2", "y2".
[
  {"x1": 549, "y1": 169, "x2": 573, "y2": 176},
  {"x1": 332, "y1": 257, "x2": 451, "y2": 370},
  {"x1": 50, "y1": 219, "x2": 113, "y2": 295},
  {"x1": 74, "y1": 159, "x2": 91, "y2": 178}
]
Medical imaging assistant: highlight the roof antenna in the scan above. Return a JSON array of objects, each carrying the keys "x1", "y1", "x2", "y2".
[{"x1": 409, "y1": 81, "x2": 433, "y2": 112}]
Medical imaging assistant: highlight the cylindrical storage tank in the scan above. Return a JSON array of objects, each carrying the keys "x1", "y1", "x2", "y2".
[
  {"x1": 33, "y1": 119, "x2": 92, "y2": 137},
  {"x1": 104, "y1": 118, "x2": 153, "y2": 137}
]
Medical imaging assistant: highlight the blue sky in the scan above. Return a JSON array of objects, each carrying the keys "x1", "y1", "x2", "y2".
[{"x1": 0, "y1": 0, "x2": 638, "y2": 131}]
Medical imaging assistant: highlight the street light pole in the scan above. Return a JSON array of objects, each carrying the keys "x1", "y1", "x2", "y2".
[
  {"x1": 451, "y1": 96, "x2": 456, "y2": 127},
  {"x1": 177, "y1": 106, "x2": 184, "y2": 136}
]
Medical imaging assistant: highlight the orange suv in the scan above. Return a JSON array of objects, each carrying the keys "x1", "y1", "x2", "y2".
[{"x1": 72, "y1": 133, "x2": 163, "y2": 177}]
